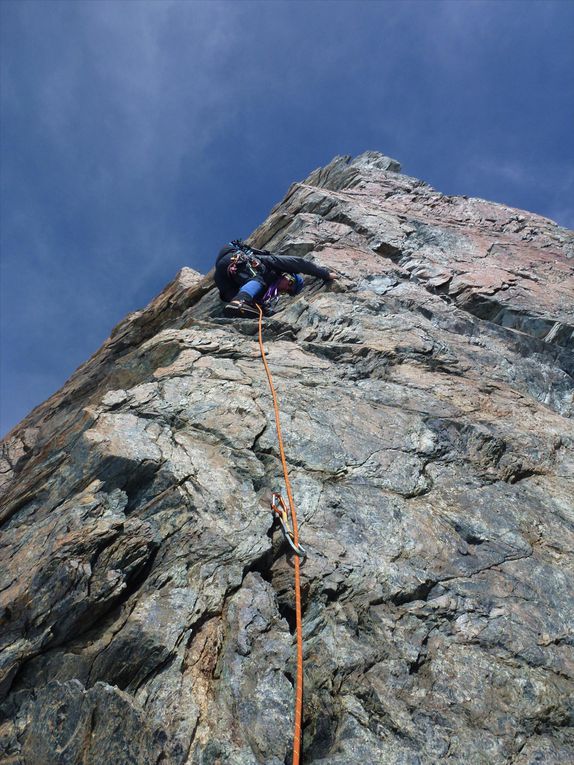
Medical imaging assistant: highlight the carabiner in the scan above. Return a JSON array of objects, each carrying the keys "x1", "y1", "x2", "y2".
[{"x1": 271, "y1": 492, "x2": 307, "y2": 558}]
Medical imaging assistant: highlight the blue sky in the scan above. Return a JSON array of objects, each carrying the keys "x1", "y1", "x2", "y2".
[{"x1": 1, "y1": 0, "x2": 573, "y2": 436}]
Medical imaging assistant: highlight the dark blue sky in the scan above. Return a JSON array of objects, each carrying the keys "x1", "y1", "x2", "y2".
[{"x1": 1, "y1": 0, "x2": 573, "y2": 436}]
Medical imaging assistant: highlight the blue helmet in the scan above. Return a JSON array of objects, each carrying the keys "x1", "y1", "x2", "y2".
[
  {"x1": 291, "y1": 274, "x2": 305, "y2": 294},
  {"x1": 280, "y1": 272, "x2": 305, "y2": 295}
]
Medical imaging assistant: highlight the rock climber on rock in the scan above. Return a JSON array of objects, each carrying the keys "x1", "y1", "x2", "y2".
[{"x1": 215, "y1": 240, "x2": 337, "y2": 317}]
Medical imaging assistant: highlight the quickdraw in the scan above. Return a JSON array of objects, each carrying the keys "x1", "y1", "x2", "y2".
[{"x1": 271, "y1": 492, "x2": 307, "y2": 558}]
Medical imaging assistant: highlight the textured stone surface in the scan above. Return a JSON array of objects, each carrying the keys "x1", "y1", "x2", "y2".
[{"x1": 1, "y1": 151, "x2": 573, "y2": 764}]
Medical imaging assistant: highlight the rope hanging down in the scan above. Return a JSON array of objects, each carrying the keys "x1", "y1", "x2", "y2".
[{"x1": 256, "y1": 304, "x2": 305, "y2": 765}]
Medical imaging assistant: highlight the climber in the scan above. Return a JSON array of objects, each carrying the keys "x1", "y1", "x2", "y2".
[{"x1": 215, "y1": 240, "x2": 337, "y2": 317}]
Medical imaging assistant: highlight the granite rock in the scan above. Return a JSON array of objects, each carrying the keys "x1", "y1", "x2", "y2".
[{"x1": 1, "y1": 152, "x2": 573, "y2": 764}]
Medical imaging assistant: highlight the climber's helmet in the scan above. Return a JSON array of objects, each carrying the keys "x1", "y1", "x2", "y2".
[{"x1": 280, "y1": 273, "x2": 304, "y2": 295}]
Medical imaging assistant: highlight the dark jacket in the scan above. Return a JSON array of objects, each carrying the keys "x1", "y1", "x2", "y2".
[{"x1": 214, "y1": 244, "x2": 330, "y2": 302}]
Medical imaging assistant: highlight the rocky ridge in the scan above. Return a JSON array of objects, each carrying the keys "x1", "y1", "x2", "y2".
[{"x1": 1, "y1": 151, "x2": 573, "y2": 764}]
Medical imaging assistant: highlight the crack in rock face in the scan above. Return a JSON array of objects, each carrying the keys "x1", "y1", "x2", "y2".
[{"x1": 1, "y1": 151, "x2": 573, "y2": 764}]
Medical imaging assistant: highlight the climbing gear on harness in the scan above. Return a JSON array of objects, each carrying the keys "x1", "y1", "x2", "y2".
[
  {"x1": 271, "y1": 493, "x2": 307, "y2": 558},
  {"x1": 226, "y1": 250, "x2": 263, "y2": 281},
  {"x1": 227, "y1": 239, "x2": 266, "y2": 280},
  {"x1": 256, "y1": 303, "x2": 304, "y2": 765}
]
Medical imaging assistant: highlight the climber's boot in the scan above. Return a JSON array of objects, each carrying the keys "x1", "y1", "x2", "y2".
[{"x1": 223, "y1": 299, "x2": 259, "y2": 318}]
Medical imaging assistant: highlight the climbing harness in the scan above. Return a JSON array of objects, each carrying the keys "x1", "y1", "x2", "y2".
[{"x1": 256, "y1": 303, "x2": 305, "y2": 765}]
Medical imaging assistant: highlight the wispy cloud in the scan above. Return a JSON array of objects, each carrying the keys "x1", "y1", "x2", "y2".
[{"x1": 2, "y1": 0, "x2": 573, "y2": 434}]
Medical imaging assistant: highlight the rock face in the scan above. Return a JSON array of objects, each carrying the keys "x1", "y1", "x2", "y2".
[{"x1": 1, "y1": 152, "x2": 573, "y2": 765}]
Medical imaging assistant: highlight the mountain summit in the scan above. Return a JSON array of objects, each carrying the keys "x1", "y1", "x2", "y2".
[{"x1": 1, "y1": 152, "x2": 573, "y2": 764}]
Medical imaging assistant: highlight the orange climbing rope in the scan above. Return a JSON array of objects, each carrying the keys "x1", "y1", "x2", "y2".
[{"x1": 256, "y1": 304, "x2": 304, "y2": 765}]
